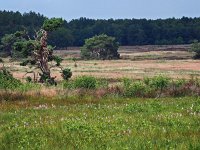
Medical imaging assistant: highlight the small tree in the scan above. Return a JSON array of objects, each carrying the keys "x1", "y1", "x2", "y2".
[
  {"x1": 0, "y1": 31, "x2": 30, "y2": 57},
  {"x1": 62, "y1": 68, "x2": 72, "y2": 81},
  {"x1": 81, "y1": 34, "x2": 120, "y2": 60},
  {"x1": 20, "y1": 18, "x2": 73, "y2": 85},
  {"x1": 191, "y1": 40, "x2": 200, "y2": 59},
  {"x1": 1, "y1": 18, "x2": 72, "y2": 85}
]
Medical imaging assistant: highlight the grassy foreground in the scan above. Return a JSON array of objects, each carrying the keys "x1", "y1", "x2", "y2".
[{"x1": 0, "y1": 97, "x2": 200, "y2": 150}]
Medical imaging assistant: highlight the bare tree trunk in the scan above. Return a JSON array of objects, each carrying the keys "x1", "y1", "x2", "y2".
[
  {"x1": 39, "y1": 30, "x2": 50, "y2": 79},
  {"x1": 33, "y1": 29, "x2": 55, "y2": 84}
]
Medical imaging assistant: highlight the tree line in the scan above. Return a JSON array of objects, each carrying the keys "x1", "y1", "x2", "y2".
[{"x1": 1, "y1": 10, "x2": 200, "y2": 48}]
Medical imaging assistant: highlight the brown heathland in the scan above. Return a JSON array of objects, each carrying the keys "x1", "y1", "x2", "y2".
[{"x1": 1, "y1": 45, "x2": 199, "y2": 81}]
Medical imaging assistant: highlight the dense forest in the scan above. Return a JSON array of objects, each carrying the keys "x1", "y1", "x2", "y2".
[{"x1": 1, "y1": 10, "x2": 200, "y2": 48}]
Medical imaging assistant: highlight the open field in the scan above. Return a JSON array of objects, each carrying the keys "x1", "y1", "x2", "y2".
[
  {"x1": 2, "y1": 45, "x2": 199, "y2": 81},
  {"x1": 61, "y1": 59, "x2": 200, "y2": 80},
  {"x1": 1, "y1": 45, "x2": 200, "y2": 149},
  {"x1": 54, "y1": 45, "x2": 191, "y2": 59},
  {"x1": 1, "y1": 96, "x2": 200, "y2": 149},
  {"x1": 8, "y1": 59, "x2": 200, "y2": 81}
]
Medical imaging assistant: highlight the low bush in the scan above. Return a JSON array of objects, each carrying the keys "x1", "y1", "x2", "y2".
[
  {"x1": 26, "y1": 76, "x2": 32, "y2": 83},
  {"x1": 169, "y1": 79, "x2": 187, "y2": 97},
  {"x1": 62, "y1": 68, "x2": 72, "y2": 81},
  {"x1": 64, "y1": 76, "x2": 97, "y2": 89},
  {"x1": 122, "y1": 76, "x2": 191, "y2": 98},
  {"x1": 123, "y1": 81, "x2": 147, "y2": 97},
  {"x1": 73, "y1": 76, "x2": 96, "y2": 89},
  {"x1": 63, "y1": 76, "x2": 110, "y2": 90},
  {"x1": 149, "y1": 76, "x2": 169, "y2": 88},
  {"x1": 149, "y1": 75, "x2": 170, "y2": 97},
  {"x1": 0, "y1": 68, "x2": 22, "y2": 90}
]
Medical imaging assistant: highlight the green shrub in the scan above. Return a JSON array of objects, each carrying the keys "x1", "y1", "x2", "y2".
[
  {"x1": 62, "y1": 68, "x2": 72, "y2": 81},
  {"x1": 143, "y1": 77, "x2": 151, "y2": 85},
  {"x1": 0, "y1": 69, "x2": 22, "y2": 90},
  {"x1": 26, "y1": 76, "x2": 32, "y2": 83},
  {"x1": 81, "y1": 34, "x2": 120, "y2": 60},
  {"x1": 73, "y1": 76, "x2": 97, "y2": 89},
  {"x1": 149, "y1": 75, "x2": 170, "y2": 97},
  {"x1": 174, "y1": 79, "x2": 186, "y2": 87},
  {"x1": 169, "y1": 79, "x2": 188, "y2": 97},
  {"x1": 124, "y1": 81, "x2": 147, "y2": 97},
  {"x1": 63, "y1": 76, "x2": 98, "y2": 89},
  {"x1": 122, "y1": 78, "x2": 132, "y2": 89},
  {"x1": 52, "y1": 56, "x2": 63, "y2": 66},
  {"x1": 96, "y1": 78, "x2": 108, "y2": 88}
]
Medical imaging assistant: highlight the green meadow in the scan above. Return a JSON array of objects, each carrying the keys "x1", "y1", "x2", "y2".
[{"x1": 1, "y1": 96, "x2": 200, "y2": 150}]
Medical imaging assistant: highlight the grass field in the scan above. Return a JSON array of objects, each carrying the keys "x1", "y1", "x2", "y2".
[
  {"x1": 1, "y1": 45, "x2": 200, "y2": 149},
  {"x1": 1, "y1": 96, "x2": 200, "y2": 149}
]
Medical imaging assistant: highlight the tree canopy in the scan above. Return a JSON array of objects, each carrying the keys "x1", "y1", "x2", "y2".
[
  {"x1": 81, "y1": 34, "x2": 119, "y2": 60},
  {"x1": 1, "y1": 10, "x2": 200, "y2": 48}
]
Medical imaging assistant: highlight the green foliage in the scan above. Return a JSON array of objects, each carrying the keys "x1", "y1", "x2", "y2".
[
  {"x1": 20, "y1": 59, "x2": 36, "y2": 66},
  {"x1": 26, "y1": 76, "x2": 32, "y2": 83},
  {"x1": 42, "y1": 18, "x2": 63, "y2": 32},
  {"x1": 122, "y1": 78, "x2": 132, "y2": 89},
  {"x1": 64, "y1": 76, "x2": 97, "y2": 89},
  {"x1": 149, "y1": 75, "x2": 170, "y2": 90},
  {"x1": 191, "y1": 40, "x2": 200, "y2": 59},
  {"x1": 122, "y1": 76, "x2": 171, "y2": 98},
  {"x1": 81, "y1": 34, "x2": 120, "y2": 60},
  {"x1": 73, "y1": 76, "x2": 97, "y2": 89},
  {"x1": 39, "y1": 73, "x2": 57, "y2": 86},
  {"x1": 144, "y1": 75, "x2": 170, "y2": 97},
  {"x1": 2, "y1": 11, "x2": 200, "y2": 48},
  {"x1": 12, "y1": 40, "x2": 36, "y2": 58},
  {"x1": 0, "y1": 33, "x2": 16, "y2": 56},
  {"x1": 48, "y1": 27, "x2": 74, "y2": 48},
  {"x1": 173, "y1": 79, "x2": 186, "y2": 88},
  {"x1": 0, "y1": 68, "x2": 22, "y2": 90},
  {"x1": 52, "y1": 56, "x2": 63, "y2": 66},
  {"x1": 123, "y1": 80, "x2": 147, "y2": 97},
  {"x1": 2, "y1": 17, "x2": 67, "y2": 85},
  {"x1": 62, "y1": 68, "x2": 72, "y2": 80},
  {"x1": 63, "y1": 76, "x2": 109, "y2": 90},
  {"x1": 0, "y1": 31, "x2": 34, "y2": 58}
]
